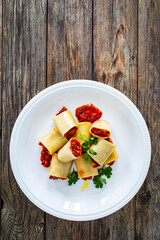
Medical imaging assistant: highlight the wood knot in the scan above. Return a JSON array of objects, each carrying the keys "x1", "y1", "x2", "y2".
[
  {"x1": 116, "y1": 24, "x2": 126, "y2": 39},
  {"x1": 131, "y1": 55, "x2": 135, "y2": 60},
  {"x1": 115, "y1": 71, "x2": 123, "y2": 79},
  {"x1": 102, "y1": 72, "x2": 106, "y2": 81},
  {"x1": 141, "y1": 191, "x2": 151, "y2": 205},
  {"x1": 1, "y1": 197, "x2": 5, "y2": 210}
]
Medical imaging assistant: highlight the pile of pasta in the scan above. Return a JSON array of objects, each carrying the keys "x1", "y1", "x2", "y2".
[{"x1": 39, "y1": 104, "x2": 118, "y2": 184}]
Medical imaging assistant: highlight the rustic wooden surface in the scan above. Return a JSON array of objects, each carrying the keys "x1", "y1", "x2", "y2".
[{"x1": 1, "y1": 0, "x2": 160, "y2": 239}]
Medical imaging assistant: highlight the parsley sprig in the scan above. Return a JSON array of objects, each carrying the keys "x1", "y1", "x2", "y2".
[
  {"x1": 89, "y1": 148, "x2": 97, "y2": 155},
  {"x1": 93, "y1": 166, "x2": 112, "y2": 188},
  {"x1": 84, "y1": 153, "x2": 92, "y2": 163},
  {"x1": 80, "y1": 134, "x2": 98, "y2": 163},
  {"x1": 68, "y1": 169, "x2": 79, "y2": 186},
  {"x1": 89, "y1": 137, "x2": 98, "y2": 145}
]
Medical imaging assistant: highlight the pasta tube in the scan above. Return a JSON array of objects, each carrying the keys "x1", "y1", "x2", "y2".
[
  {"x1": 88, "y1": 139, "x2": 116, "y2": 165},
  {"x1": 49, "y1": 153, "x2": 72, "y2": 179},
  {"x1": 74, "y1": 122, "x2": 91, "y2": 143},
  {"x1": 58, "y1": 137, "x2": 82, "y2": 163},
  {"x1": 89, "y1": 120, "x2": 111, "y2": 138},
  {"x1": 75, "y1": 155, "x2": 98, "y2": 178},
  {"x1": 104, "y1": 149, "x2": 119, "y2": 164},
  {"x1": 53, "y1": 110, "x2": 78, "y2": 139},
  {"x1": 39, "y1": 127, "x2": 68, "y2": 155}
]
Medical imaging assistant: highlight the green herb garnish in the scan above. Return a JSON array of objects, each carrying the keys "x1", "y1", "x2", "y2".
[
  {"x1": 80, "y1": 134, "x2": 89, "y2": 141},
  {"x1": 80, "y1": 133, "x2": 84, "y2": 140},
  {"x1": 68, "y1": 169, "x2": 79, "y2": 186},
  {"x1": 93, "y1": 175, "x2": 104, "y2": 188},
  {"x1": 93, "y1": 166, "x2": 112, "y2": 188},
  {"x1": 89, "y1": 148, "x2": 97, "y2": 155},
  {"x1": 80, "y1": 135, "x2": 98, "y2": 161},
  {"x1": 84, "y1": 153, "x2": 92, "y2": 163},
  {"x1": 89, "y1": 137, "x2": 98, "y2": 145}
]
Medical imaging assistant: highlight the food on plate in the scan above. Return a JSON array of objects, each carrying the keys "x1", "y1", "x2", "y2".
[
  {"x1": 89, "y1": 120, "x2": 111, "y2": 138},
  {"x1": 103, "y1": 138, "x2": 118, "y2": 165},
  {"x1": 68, "y1": 169, "x2": 79, "y2": 185},
  {"x1": 58, "y1": 137, "x2": 82, "y2": 163},
  {"x1": 49, "y1": 153, "x2": 72, "y2": 179},
  {"x1": 39, "y1": 128, "x2": 67, "y2": 155},
  {"x1": 87, "y1": 139, "x2": 116, "y2": 165},
  {"x1": 53, "y1": 109, "x2": 78, "y2": 139},
  {"x1": 81, "y1": 180, "x2": 90, "y2": 191},
  {"x1": 74, "y1": 122, "x2": 91, "y2": 144},
  {"x1": 104, "y1": 149, "x2": 119, "y2": 165},
  {"x1": 38, "y1": 104, "x2": 118, "y2": 189},
  {"x1": 75, "y1": 104, "x2": 102, "y2": 123},
  {"x1": 39, "y1": 142, "x2": 52, "y2": 167},
  {"x1": 56, "y1": 106, "x2": 67, "y2": 116},
  {"x1": 93, "y1": 166, "x2": 112, "y2": 188},
  {"x1": 74, "y1": 155, "x2": 98, "y2": 179}
]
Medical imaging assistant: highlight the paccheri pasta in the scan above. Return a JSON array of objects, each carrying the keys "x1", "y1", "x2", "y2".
[
  {"x1": 89, "y1": 120, "x2": 111, "y2": 138},
  {"x1": 75, "y1": 155, "x2": 98, "y2": 178},
  {"x1": 39, "y1": 105, "x2": 118, "y2": 189},
  {"x1": 49, "y1": 154, "x2": 72, "y2": 179},
  {"x1": 87, "y1": 139, "x2": 116, "y2": 165},
  {"x1": 53, "y1": 109, "x2": 78, "y2": 139},
  {"x1": 74, "y1": 122, "x2": 91, "y2": 144},
  {"x1": 58, "y1": 137, "x2": 82, "y2": 163},
  {"x1": 39, "y1": 127, "x2": 68, "y2": 155}
]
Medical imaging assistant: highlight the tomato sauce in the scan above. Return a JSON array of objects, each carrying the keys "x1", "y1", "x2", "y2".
[
  {"x1": 106, "y1": 138, "x2": 113, "y2": 144},
  {"x1": 56, "y1": 106, "x2": 68, "y2": 116},
  {"x1": 70, "y1": 138, "x2": 82, "y2": 157},
  {"x1": 64, "y1": 126, "x2": 78, "y2": 140},
  {"x1": 91, "y1": 127, "x2": 110, "y2": 138},
  {"x1": 75, "y1": 104, "x2": 102, "y2": 123},
  {"x1": 82, "y1": 176, "x2": 92, "y2": 180},
  {"x1": 49, "y1": 176, "x2": 66, "y2": 180},
  {"x1": 108, "y1": 161, "x2": 115, "y2": 166},
  {"x1": 39, "y1": 142, "x2": 52, "y2": 167},
  {"x1": 92, "y1": 160, "x2": 100, "y2": 168},
  {"x1": 106, "y1": 138, "x2": 115, "y2": 165}
]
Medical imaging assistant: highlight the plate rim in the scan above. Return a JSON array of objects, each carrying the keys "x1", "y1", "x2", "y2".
[{"x1": 10, "y1": 80, "x2": 151, "y2": 221}]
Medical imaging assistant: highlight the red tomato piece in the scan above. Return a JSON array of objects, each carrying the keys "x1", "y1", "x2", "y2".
[
  {"x1": 91, "y1": 128, "x2": 110, "y2": 138},
  {"x1": 75, "y1": 104, "x2": 102, "y2": 123},
  {"x1": 107, "y1": 161, "x2": 115, "y2": 166},
  {"x1": 64, "y1": 126, "x2": 78, "y2": 140},
  {"x1": 56, "y1": 106, "x2": 68, "y2": 116},
  {"x1": 70, "y1": 138, "x2": 82, "y2": 157},
  {"x1": 39, "y1": 142, "x2": 52, "y2": 167},
  {"x1": 82, "y1": 177, "x2": 92, "y2": 180},
  {"x1": 106, "y1": 138, "x2": 113, "y2": 144}
]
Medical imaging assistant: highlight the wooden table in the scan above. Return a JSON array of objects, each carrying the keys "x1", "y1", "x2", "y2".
[{"x1": 1, "y1": 0, "x2": 159, "y2": 239}]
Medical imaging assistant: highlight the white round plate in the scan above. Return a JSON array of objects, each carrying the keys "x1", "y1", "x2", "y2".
[{"x1": 10, "y1": 80, "x2": 151, "y2": 221}]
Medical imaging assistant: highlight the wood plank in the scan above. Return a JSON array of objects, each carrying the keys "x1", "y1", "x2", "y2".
[
  {"x1": 94, "y1": 0, "x2": 137, "y2": 103},
  {"x1": 47, "y1": 0, "x2": 92, "y2": 85},
  {"x1": 92, "y1": 0, "x2": 138, "y2": 239},
  {"x1": 1, "y1": 0, "x2": 47, "y2": 239},
  {"x1": 46, "y1": 0, "x2": 92, "y2": 239},
  {"x1": 135, "y1": 0, "x2": 160, "y2": 239},
  {"x1": 0, "y1": 0, "x2": 2, "y2": 226}
]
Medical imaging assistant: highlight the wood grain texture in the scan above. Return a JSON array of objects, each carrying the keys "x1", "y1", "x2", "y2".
[
  {"x1": 135, "y1": 0, "x2": 160, "y2": 239},
  {"x1": 92, "y1": 1, "x2": 137, "y2": 240},
  {"x1": 46, "y1": 0, "x2": 92, "y2": 239},
  {"x1": 1, "y1": 0, "x2": 47, "y2": 239},
  {"x1": 1, "y1": 0, "x2": 159, "y2": 239},
  {"x1": 47, "y1": 0, "x2": 92, "y2": 85},
  {"x1": 93, "y1": 0, "x2": 137, "y2": 103},
  {"x1": 0, "y1": 0, "x2": 2, "y2": 231}
]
